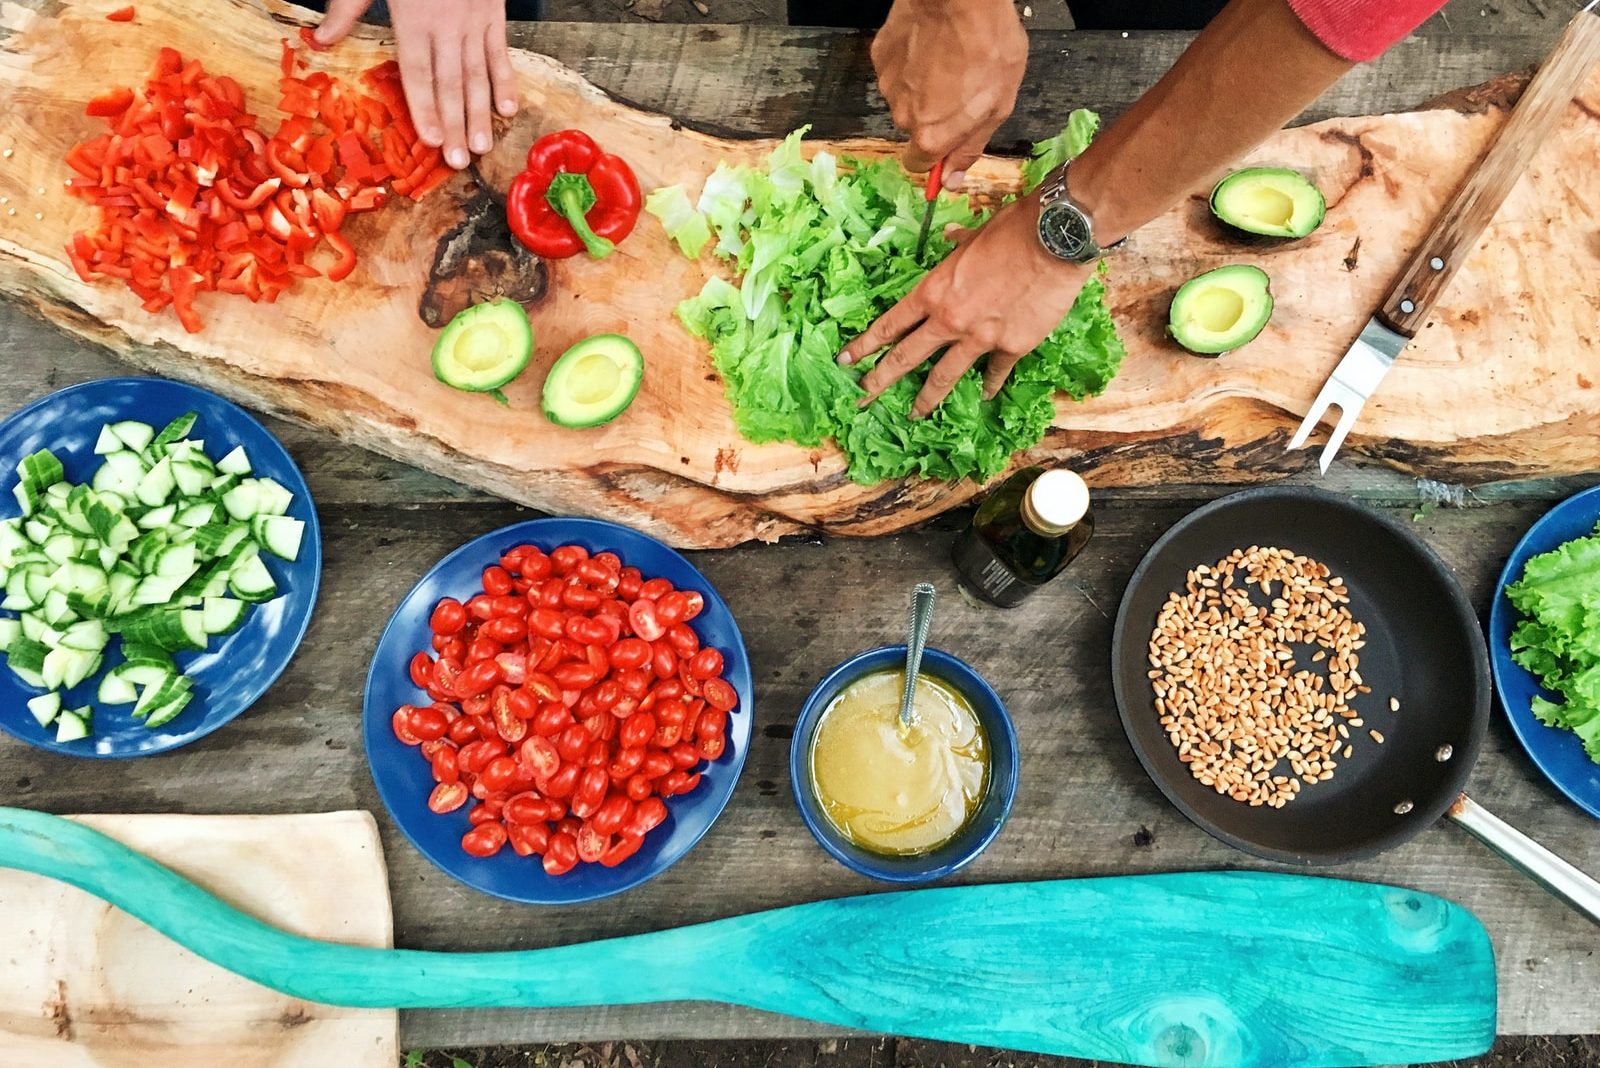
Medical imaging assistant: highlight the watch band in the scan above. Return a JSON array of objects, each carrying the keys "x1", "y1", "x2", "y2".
[{"x1": 1036, "y1": 161, "x2": 1125, "y2": 263}]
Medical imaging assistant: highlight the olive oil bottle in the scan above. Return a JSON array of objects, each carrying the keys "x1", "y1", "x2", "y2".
[{"x1": 952, "y1": 467, "x2": 1094, "y2": 608}]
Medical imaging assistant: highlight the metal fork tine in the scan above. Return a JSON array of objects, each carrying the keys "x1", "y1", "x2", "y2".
[
  {"x1": 1287, "y1": 379, "x2": 1342, "y2": 452},
  {"x1": 1318, "y1": 400, "x2": 1366, "y2": 474}
]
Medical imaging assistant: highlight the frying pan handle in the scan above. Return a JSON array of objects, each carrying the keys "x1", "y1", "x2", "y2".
[{"x1": 1449, "y1": 795, "x2": 1600, "y2": 927}]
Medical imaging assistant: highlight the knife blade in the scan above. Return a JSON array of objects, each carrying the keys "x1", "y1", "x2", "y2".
[
  {"x1": 1289, "y1": 3, "x2": 1600, "y2": 471},
  {"x1": 913, "y1": 160, "x2": 945, "y2": 262}
]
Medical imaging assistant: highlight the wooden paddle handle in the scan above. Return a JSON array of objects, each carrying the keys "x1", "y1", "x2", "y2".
[{"x1": 1378, "y1": 10, "x2": 1600, "y2": 338}]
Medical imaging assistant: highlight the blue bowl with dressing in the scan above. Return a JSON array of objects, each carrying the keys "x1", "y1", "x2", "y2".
[{"x1": 790, "y1": 645, "x2": 1019, "y2": 882}]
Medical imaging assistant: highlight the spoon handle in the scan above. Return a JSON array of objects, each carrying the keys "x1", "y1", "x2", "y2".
[{"x1": 900, "y1": 582, "x2": 937, "y2": 726}]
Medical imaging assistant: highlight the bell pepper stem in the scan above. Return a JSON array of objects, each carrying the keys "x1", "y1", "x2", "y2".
[{"x1": 546, "y1": 172, "x2": 614, "y2": 260}]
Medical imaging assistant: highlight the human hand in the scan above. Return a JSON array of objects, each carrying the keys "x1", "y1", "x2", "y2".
[
  {"x1": 871, "y1": 0, "x2": 1028, "y2": 190},
  {"x1": 316, "y1": 0, "x2": 519, "y2": 171},
  {"x1": 838, "y1": 195, "x2": 1093, "y2": 418}
]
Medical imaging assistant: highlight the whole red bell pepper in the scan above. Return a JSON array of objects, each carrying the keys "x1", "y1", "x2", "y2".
[{"x1": 506, "y1": 130, "x2": 640, "y2": 260}]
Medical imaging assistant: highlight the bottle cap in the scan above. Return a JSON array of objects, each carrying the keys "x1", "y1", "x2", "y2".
[{"x1": 1022, "y1": 469, "x2": 1090, "y2": 535}]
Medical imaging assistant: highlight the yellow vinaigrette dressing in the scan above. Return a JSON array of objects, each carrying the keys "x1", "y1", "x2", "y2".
[{"x1": 809, "y1": 671, "x2": 989, "y2": 855}]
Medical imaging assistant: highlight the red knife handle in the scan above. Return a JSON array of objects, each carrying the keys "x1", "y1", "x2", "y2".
[{"x1": 924, "y1": 161, "x2": 945, "y2": 203}]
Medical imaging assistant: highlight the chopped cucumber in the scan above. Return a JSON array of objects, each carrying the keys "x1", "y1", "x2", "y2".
[
  {"x1": 54, "y1": 707, "x2": 91, "y2": 743},
  {"x1": 97, "y1": 672, "x2": 138, "y2": 704},
  {"x1": 136, "y1": 457, "x2": 176, "y2": 507},
  {"x1": 142, "y1": 688, "x2": 193, "y2": 729},
  {"x1": 216, "y1": 445, "x2": 251, "y2": 475},
  {"x1": 252, "y1": 516, "x2": 304, "y2": 561},
  {"x1": 228, "y1": 554, "x2": 277, "y2": 603},
  {"x1": 110, "y1": 420, "x2": 155, "y2": 452},
  {"x1": 0, "y1": 617, "x2": 19, "y2": 651},
  {"x1": 201, "y1": 596, "x2": 247, "y2": 635},
  {"x1": 221, "y1": 482, "x2": 260, "y2": 521},
  {"x1": 151, "y1": 412, "x2": 199, "y2": 448},
  {"x1": 27, "y1": 692, "x2": 60, "y2": 727}
]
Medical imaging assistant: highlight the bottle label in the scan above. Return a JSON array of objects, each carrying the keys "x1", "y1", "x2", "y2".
[{"x1": 953, "y1": 531, "x2": 1035, "y2": 608}]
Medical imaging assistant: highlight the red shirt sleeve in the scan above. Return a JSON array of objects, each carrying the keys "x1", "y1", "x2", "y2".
[{"x1": 1286, "y1": 0, "x2": 1447, "y2": 62}]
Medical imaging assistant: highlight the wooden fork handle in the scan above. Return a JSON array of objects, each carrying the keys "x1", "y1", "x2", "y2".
[{"x1": 1378, "y1": 10, "x2": 1600, "y2": 338}]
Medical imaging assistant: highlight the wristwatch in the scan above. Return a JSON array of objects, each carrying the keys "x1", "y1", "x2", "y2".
[{"x1": 1035, "y1": 161, "x2": 1126, "y2": 264}]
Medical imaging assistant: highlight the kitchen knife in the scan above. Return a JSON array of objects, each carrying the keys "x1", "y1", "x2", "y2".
[
  {"x1": 914, "y1": 159, "x2": 945, "y2": 261},
  {"x1": 1289, "y1": 0, "x2": 1600, "y2": 472}
]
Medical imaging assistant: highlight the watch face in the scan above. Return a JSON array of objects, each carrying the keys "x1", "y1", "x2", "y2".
[{"x1": 1039, "y1": 202, "x2": 1096, "y2": 263}]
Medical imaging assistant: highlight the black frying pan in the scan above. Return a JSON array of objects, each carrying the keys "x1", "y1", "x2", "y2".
[{"x1": 1112, "y1": 487, "x2": 1600, "y2": 921}]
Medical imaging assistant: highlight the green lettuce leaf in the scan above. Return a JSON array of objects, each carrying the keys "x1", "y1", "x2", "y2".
[
  {"x1": 664, "y1": 120, "x2": 1125, "y2": 485},
  {"x1": 1507, "y1": 518, "x2": 1600, "y2": 763},
  {"x1": 1020, "y1": 109, "x2": 1100, "y2": 192},
  {"x1": 644, "y1": 185, "x2": 712, "y2": 258}
]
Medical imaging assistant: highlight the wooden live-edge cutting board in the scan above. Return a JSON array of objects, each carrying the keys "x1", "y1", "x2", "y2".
[
  {"x1": 0, "y1": 0, "x2": 1597, "y2": 547},
  {"x1": 0, "y1": 812, "x2": 396, "y2": 1067}
]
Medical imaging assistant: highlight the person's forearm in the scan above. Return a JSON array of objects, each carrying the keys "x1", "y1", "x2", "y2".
[{"x1": 1068, "y1": 0, "x2": 1353, "y2": 244}]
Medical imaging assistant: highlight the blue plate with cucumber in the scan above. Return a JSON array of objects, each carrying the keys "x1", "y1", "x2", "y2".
[{"x1": 0, "y1": 377, "x2": 320, "y2": 757}]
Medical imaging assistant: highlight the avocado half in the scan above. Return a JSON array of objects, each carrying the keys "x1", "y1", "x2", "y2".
[
  {"x1": 432, "y1": 299, "x2": 534, "y2": 393},
  {"x1": 1168, "y1": 264, "x2": 1273, "y2": 356},
  {"x1": 542, "y1": 334, "x2": 645, "y2": 429},
  {"x1": 1210, "y1": 167, "x2": 1325, "y2": 239}
]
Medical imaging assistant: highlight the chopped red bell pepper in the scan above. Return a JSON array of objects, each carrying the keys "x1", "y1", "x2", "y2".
[
  {"x1": 86, "y1": 87, "x2": 134, "y2": 117},
  {"x1": 106, "y1": 5, "x2": 136, "y2": 21},
  {"x1": 505, "y1": 130, "x2": 641, "y2": 260}
]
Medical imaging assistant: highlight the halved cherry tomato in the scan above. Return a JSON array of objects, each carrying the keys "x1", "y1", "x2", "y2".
[
  {"x1": 657, "y1": 592, "x2": 690, "y2": 626},
  {"x1": 592, "y1": 794, "x2": 633, "y2": 835},
  {"x1": 407, "y1": 704, "x2": 448, "y2": 742},
  {"x1": 625, "y1": 774, "x2": 654, "y2": 801},
  {"x1": 628, "y1": 599, "x2": 665, "y2": 641},
  {"x1": 432, "y1": 657, "x2": 463, "y2": 697},
  {"x1": 409, "y1": 652, "x2": 434, "y2": 688},
  {"x1": 508, "y1": 821, "x2": 549, "y2": 857},
  {"x1": 480, "y1": 756, "x2": 519, "y2": 794},
  {"x1": 483, "y1": 616, "x2": 526, "y2": 644},
  {"x1": 665, "y1": 623, "x2": 700, "y2": 659},
  {"x1": 430, "y1": 598, "x2": 467, "y2": 635},
  {"x1": 533, "y1": 702, "x2": 572, "y2": 738},
  {"x1": 703, "y1": 677, "x2": 738, "y2": 712},
  {"x1": 530, "y1": 609, "x2": 566, "y2": 640},
  {"x1": 680, "y1": 590, "x2": 705, "y2": 621},
  {"x1": 552, "y1": 662, "x2": 603, "y2": 690},
  {"x1": 492, "y1": 690, "x2": 527, "y2": 743},
  {"x1": 638, "y1": 578, "x2": 673, "y2": 601},
  {"x1": 431, "y1": 746, "x2": 460, "y2": 784},
  {"x1": 482, "y1": 565, "x2": 513, "y2": 596},
  {"x1": 456, "y1": 659, "x2": 503, "y2": 698},
  {"x1": 543, "y1": 831, "x2": 578, "y2": 875},
  {"x1": 549, "y1": 544, "x2": 588, "y2": 575},
  {"x1": 392, "y1": 708, "x2": 422, "y2": 745},
  {"x1": 462, "y1": 823, "x2": 508, "y2": 857},
  {"x1": 609, "y1": 745, "x2": 645, "y2": 778},
  {"x1": 576, "y1": 822, "x2": 610, "y2": 862},
  {"x1": 519, "y1": 735, "x2": 560, "y2": 780},
  {"x1": 627, "y1": 797, "x2": 669, "y2": 836},
  {"x1": 544, "y1": 763, "x2": 581, "y2": 799},
  {"x1": 689, "y1": 647, "x2": 724, "y2": 681},
  {"x1": 429, "y1": 782, "x2": 468, "y2": 813},
  {"x1": 600, "y1": 832, "x2": 644, "y2": 867}
]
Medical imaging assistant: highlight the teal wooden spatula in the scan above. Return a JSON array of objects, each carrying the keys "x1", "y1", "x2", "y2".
[{"x1": 0, "y1": 807, "x2": 1495, "y2": 1068}]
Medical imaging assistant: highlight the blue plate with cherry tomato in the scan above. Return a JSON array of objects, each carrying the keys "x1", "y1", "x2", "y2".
[{"x1": 363, "y1": 517, "x2": 754, "y2": 904}]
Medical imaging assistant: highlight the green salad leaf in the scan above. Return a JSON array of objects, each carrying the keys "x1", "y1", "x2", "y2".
[
  {"x1": 1506, "y1": 518, "x2": 1600, "y2": 763},
  {"x1": 648, "y1": 112, "x2": 1124, "y2": 484}
]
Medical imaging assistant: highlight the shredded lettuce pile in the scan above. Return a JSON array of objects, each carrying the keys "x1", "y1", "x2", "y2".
[
  {"x1": 1507, "y1": 520, "x2": 1600, "y2": 763},
  {"x1": 647, "y1": 113, "x2": 1125, "y2": 485}
]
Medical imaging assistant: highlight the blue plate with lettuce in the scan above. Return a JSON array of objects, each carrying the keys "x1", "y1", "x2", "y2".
[
  {"x1": 1490, "y1": 485, "x2": 1600, "y2": 819},
  {"x1": 645, "y1": 112, "x2": 1125, "y2": 486}
]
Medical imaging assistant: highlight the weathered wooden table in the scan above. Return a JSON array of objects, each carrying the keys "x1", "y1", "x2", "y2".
[{"x1": 2, "y1": 19, "x2": 1597, "y2": 1052}]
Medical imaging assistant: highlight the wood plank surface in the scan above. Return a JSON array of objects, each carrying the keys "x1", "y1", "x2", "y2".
[
  {"x1": 3, "y1": 2, "x2": 1598, "y2": 548},
  {"x1": 0, "y1": 13, "x2": 1598, "y2": 1052},
  {"x1": 0, "y1": 812, "x2": 396, "y2": 1066}
]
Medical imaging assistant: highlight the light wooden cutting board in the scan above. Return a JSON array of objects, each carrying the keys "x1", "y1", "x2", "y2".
[
  {"x1": 0, "y1": 812, "x2": 396, "y2": 1067},
  {"x1": 1, "y1": 0, "x2": 1598, "y2": 546}
]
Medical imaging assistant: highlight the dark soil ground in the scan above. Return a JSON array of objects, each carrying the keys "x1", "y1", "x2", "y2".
[{"x1": 402, "y1": 1035, "x2": 1600, "y2": 1068}]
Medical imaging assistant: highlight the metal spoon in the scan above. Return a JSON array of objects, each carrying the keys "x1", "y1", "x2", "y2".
[{"x1": 900, "y1": 583, "x2": 937, "y2": 728}]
